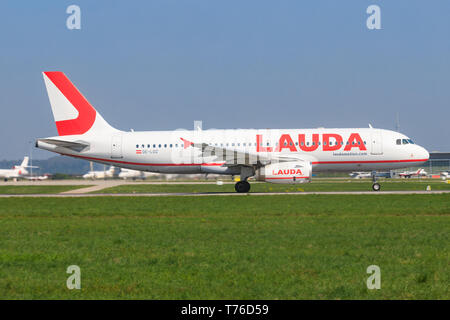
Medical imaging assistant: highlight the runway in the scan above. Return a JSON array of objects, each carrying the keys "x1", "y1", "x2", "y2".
[{"x1": 0, "y1": 190, "x2": 449, "y2": 198}]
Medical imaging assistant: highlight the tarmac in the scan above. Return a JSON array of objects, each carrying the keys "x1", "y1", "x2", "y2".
[
  {"x1": 1, "y1": 179, "x2": 449, "y2": 197},
  {"x1": 0, "y1": 191, "x2": 449, "y2": 198}
]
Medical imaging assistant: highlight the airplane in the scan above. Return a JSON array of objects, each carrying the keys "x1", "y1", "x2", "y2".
[
  {"x1": 398, "y1": 168, "x2": 428, "y2": 178},
  {"x1": 118, "y1": 168, "x2": 156, "y2": 180},
  {"x1": 440, "y1": 171, "x2": 449, "y2": 180},
  {"x1": 23, "y1": 174, "x2": 50, "y2": 181},
  {"x1": 349, "y1": 171, "x2": 392, "y2": 179},
  {"x1": 35, "y1": 72, "x2": 430, "y2": 192},
  {"x1": 82, "y1": 166, "x2": 115, "y2": 179},
  {"x1": 0, "y1": 156, "x2": 32, "y2": 181},
  {"x1": 349, "y1": 171, "x2": 372, "y2": 179}
]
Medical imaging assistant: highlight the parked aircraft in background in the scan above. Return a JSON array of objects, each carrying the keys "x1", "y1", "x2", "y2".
[
  {"x1": 82, "y1": 166, "x2": 115, "y2": 179},
  {"x1": 349, "y1": 172, "x2": 370, "y2": 179},
  {"x1": 36, "y1": 72, "x2": 430, "y2": 192},
  {"x1": 0, "y1": 157, "x2": 32, "y2": 181},
  {"x1": 118, "y1": 168, "x2": 155, "y2": 180},
  {"x1": 349, "y1": 171, "x2": 393, "y2": 179},
  {"x1": 398, "y1": 168, "x2": 427, "y2": 178},
  {"x1": 441, "y1": 171, "x2": 449, "y2": 180},
  {"x1": 23, "y1": 174, "x2": 50, "y2": 181}
]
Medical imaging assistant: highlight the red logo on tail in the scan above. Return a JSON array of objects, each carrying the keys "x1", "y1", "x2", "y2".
[{"x1": 44, "y1": 72, "x2": 96, "y2": 136}]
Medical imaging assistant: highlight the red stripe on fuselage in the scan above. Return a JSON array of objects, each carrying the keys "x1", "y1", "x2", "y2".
[{"x1": 58, "y1": 153, "x2": 427, "y2": 168}]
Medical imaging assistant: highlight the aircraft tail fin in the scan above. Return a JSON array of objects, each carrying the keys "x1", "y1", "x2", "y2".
[
  {"x1": 42, "y1": 72, "x2": 118, "y2": 136},
  {"x1": 20, "y1": 156, "x2": 29, "y2": 168}
]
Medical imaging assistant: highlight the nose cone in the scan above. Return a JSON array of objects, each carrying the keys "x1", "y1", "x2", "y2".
[{"x1": 417, "y1": 146, "x2": 429, "y2": 162}]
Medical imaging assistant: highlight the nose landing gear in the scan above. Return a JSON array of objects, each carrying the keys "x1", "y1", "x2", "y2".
[
  {"x1": 372, "y1": 182, "x2": 381, "y2": 191},
  {"x1": 371, "y1": 171, "x2": 381, "y2": 191}
]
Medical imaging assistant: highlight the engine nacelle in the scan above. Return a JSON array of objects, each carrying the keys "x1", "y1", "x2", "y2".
[{"x1": 256, "y1": 161, "x2": 312, "y2": 184}]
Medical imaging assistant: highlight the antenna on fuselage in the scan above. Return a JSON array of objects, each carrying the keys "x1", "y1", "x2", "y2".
[{"x1": 194, "y1": 120, "x2": 202, "y2": 131}]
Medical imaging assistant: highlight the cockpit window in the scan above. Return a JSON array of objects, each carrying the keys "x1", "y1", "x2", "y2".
[
  {"x1": 396, "y1": 139, "x2": 401, "y2": 145},
  {"x1": 407, "y1": 139, "x2": 414, "y2": 144},
  {"x1": 402, "y1": 139, "x2": 409, "y2": 144}
]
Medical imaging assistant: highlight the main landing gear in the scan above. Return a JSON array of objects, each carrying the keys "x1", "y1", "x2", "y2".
[
  {"x1": 234, "y1": 167, "x2": 254, "y2": 193},
  {"x1": 371, "y1": 171, "x2": 381, "y2": 191},
  {"x1": 235, "y1": 180, "x2": 251, "y2": 193}
]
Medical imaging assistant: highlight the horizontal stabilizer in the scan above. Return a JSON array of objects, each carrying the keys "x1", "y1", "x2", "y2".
[{"x1": 36, "y1": 138, "x2": 89, "y2": 152}]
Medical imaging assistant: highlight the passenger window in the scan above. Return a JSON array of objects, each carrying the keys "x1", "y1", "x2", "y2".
[
  {"x1": 170, "y1": 144, "x2": 173, "y2": 148},
  {"x1": 158, "y1": 144, "x2": 161, "y2": 148},
  {"x1": 136, "y1": 144, "x2": 139, "y2": 148}
]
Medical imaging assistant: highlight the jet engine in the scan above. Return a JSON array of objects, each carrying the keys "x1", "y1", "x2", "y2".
[{"x1": 256, "y1": 161, "x2": 312, "y2": 184}]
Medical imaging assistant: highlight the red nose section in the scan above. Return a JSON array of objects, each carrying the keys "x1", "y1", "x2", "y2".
[{"x1": 44, "y1": 72, "x2": 96, "y2": 136}]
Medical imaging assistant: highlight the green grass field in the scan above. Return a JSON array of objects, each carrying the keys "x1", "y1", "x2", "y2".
[
  {"x1": 0, "y1": 185, "x2": 91, "y2": 194},
  {"x1": 95, "y1": 180, "x2": 450, "y2": 194},
  {"x1": 0, "y1": 194, "x2": 448, "y2": 299}
]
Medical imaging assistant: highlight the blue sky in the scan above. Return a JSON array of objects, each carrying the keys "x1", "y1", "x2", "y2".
[{"x1": 0, "y1": 0, "x2": 449, "y2": 159}]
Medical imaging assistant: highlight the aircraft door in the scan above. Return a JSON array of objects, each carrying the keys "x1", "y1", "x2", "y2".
[
  {"x1": 370, "y1": 130, "x2": 383, "y2": 155},
  {"x1": 111, "y1": 134, "x2": 123, "y2": 159}
]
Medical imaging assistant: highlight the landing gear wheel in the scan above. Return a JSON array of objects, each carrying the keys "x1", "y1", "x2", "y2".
[
  {"x1": 235, "y1": 181, "x2": 251, "y2": 193},
  {"x1": 372, "y1": 183, "x2": 381, "y2": 191}
]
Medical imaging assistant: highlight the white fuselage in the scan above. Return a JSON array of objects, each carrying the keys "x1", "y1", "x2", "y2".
[
  {"x1": 82, "y1": 167, "x2": 115, "y2": 179},
  {"x1": 0, "y1": 167, "x2": 28, "y2": 179},
  {"x1": 38, "y1": 128, "x2": 429, "y2": 175}
]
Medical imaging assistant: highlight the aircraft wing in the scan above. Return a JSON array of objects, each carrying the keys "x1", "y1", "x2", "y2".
[{"x1": 183, "y1": 138, "x2": 310, "y2": 167}]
